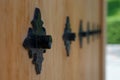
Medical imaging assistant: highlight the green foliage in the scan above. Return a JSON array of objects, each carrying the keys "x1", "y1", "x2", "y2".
[
  {"x1": 107, "y1": 0, "x2": 120, "y2": 16},
  {"x1": 107, "y1": 0, "x2": 120, "y2": 44},
  {"x1": 107, "y1": 21, "x2": 120, "y2": 44}
]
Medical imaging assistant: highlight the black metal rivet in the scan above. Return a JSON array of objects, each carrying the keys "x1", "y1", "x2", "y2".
[
  {"x1": 79, "y1": 21, "x2": 96, "y2": 47},
  {"x1": 79, "y1": 21, "x2": 90, "y2": 48},
  {"x1": 23, "y1": 8, "x2": 52, "y2": 74},
  {"x1": 63, "y1": 16, "x2": 76, "y2": 56}
]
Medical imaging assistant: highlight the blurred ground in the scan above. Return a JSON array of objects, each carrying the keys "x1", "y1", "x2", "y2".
[{"x1": 106, "y1": 44, "x2": 120, "y2": 80}]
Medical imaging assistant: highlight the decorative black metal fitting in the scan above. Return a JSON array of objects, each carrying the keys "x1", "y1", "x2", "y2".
[
  {"x1": 23, "y1": 8, "x2": 52, "y2": 74},
  {"x1": 63, "y1": 16, "x2": 76, "y2": 56},
  {"x1": 91, "y1": 24, "x2": 96, "y2": 40},
  {"x1": 93, "y1": 25, "x2": 101, "y2": 38},
  {"x1": 79, "y1": 21, "x2": 90, "y2": 48}
]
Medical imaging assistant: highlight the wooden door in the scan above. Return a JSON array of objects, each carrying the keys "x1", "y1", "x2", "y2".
[{"x1": 0, "y1": 0, "x2": 105, "y2": 80}]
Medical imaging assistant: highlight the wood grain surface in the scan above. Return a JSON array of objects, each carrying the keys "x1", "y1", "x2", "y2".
[{"x1": 0, "y1": 0, "x2": 104, "y2": 80}]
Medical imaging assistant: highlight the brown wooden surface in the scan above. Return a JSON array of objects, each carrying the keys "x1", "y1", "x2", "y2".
[{"x1": 0, "y1": 0, "x2": 104, "y2": 80}]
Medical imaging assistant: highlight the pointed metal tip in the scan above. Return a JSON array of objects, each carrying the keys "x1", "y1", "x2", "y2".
[
  {"x1": 67, "y1": 53, "x2": 70, "y2": 57},
  {"x1": 35, "y1": 8, "x2": 40, "y2": 13},
  {"x1": 80, "y1": 20, "x2": 83, "y2": 28},
  {"x1": 79, "y1": 22, "x2": 83, "y2": 32},
  {"x1": 66, "y1": 16, "x2": 70, "y2": 23},
  {"x1": 66, "y1": 51, "x2": 70, "y2": 57},
  {"x1": 66, "y1": 48, "x2": 70, "y2": 57},
  {"x1": 66, "y1": 16, "x2": 69, "y2": 19},
  {"x1": 34, "y1": 8, "x2": 41, "y2": 19}
]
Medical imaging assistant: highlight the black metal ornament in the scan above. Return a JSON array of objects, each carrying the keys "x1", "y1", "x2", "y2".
[
  {"x1": 92, "y1": 24, "x2": 101, "y2": 38},
  {"x1": 63, "y1": 17, "x2": 76, "y2": 56},
  {"x1": 23, "y1": 8, "x2": 52, "y2": 74},
  {"x1": 79, "y1": 21, "x2": 93, "y2": 48},
  {"x1": 79, "y1": 21, "x2": 87, "y2": 48},
  {"x1": 91, "y1": 24, "x2": 96, "y2": 41},
  {"x1": 79, "y1": 21, "x2": 102, "y2": 48}
]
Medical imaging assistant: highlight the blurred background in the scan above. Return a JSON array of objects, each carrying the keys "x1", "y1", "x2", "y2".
[
  {"x1": 106, "y1": 0, "x2": 120, "y2": 80},
  {"x1": 107, "y1": 0, "x2": 120, "y2": 43}
]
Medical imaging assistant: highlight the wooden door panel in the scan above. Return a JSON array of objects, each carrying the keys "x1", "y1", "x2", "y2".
[{"x1": 0, "y1": 0, "x2": 104, "y2": 80}]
